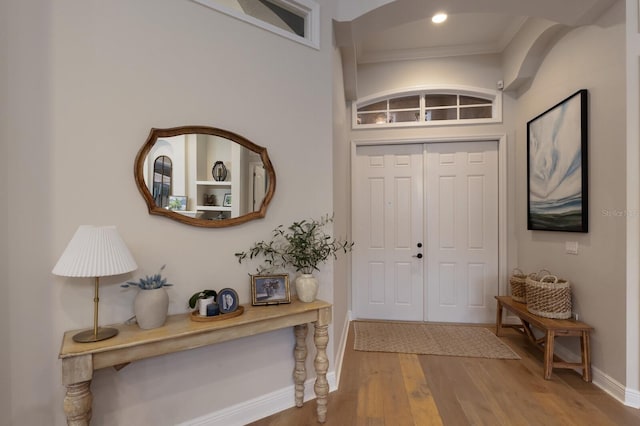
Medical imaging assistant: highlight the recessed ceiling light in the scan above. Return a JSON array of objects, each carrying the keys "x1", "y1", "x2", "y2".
[{"x1": 432, "y1": 13, "x2": 447, "y2": 24}]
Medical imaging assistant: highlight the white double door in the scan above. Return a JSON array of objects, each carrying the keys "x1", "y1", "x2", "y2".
[{"x1": 352, "y1": 141, "x2": 498, "y2": 323}]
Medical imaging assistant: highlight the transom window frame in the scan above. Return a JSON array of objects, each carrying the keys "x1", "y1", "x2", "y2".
[
  {"x1": 190, "y1": 0, "x2": 319, "y2": 49},
  {"x1": 352, "y1": 85, "x2": 503, "y2": 129}
]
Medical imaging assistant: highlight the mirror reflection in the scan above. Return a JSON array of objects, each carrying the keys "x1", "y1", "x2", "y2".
[
  {"x1": 134, "y1": 126, "x2": 276, "y2": 227},
  {"x1": 153, "y1": 155, "x2": 172, "y2": 208}
]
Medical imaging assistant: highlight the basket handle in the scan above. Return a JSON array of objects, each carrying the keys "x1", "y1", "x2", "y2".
[
  {"x1": 538, "y1": 268, "x2": 551, "y2": 278},
  {"x1": 540, "y1": 274, "x2": 558, "y2": 283},
  {"x1": 512, "y1": 268, "x2": 524, "y2": 276}
]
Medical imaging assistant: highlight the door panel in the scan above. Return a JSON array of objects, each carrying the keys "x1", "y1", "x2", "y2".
[
  {"x1": 426, "y1": 141, "x2": 498, "y2": 323},
  {"x1": 353, "y1": 144, "x2": 424, "y2": 321},
  {"x1": 352, "y1": 141, "x2": 499, "y2": 323}
]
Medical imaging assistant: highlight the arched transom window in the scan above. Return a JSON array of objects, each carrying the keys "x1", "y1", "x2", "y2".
[{"x1": 353, "y1": 86, "x2": 502, "y2": 128}]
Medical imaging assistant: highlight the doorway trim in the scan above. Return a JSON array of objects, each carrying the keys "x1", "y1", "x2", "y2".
[{"x1": 350, "y1": 134, "x2": 509, "y2": 313}]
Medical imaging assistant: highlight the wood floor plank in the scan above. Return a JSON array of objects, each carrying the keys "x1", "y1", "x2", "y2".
[
  {"x1": 556, "y1": 370, "x2": 640, "y2": 425},
  {"x1": 380, "y1": 354, "x2": 415, "y2": 425},
  {"x1": 418, "y1": 352, "x2": 473, "y2": 424},
  {"x1": 397, "y1": 353, "x2": 443, "y2": 426},
  {"x1": 473, "y1": 358, "x2": 550, "y2": 425},
  {"x1": 356, "y1": 352, "x2": 384, "y2": 425},
  {"x1": 248, "y1": 324, "x2": 640, "y2": 426},
  {"x1": 461, "y1": 358, "x2": 526, "y2": 425}
]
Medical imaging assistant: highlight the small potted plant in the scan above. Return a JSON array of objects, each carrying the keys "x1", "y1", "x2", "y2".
[
  {"x1": 235, "y1": 214, "x2": 353, "y2": 302},
  {"x1": 122, "y1": 265, "x2": 173, "y2": 329},
  {"x1": 188, "y1": 289, "x2": 218, "y2": 316}
]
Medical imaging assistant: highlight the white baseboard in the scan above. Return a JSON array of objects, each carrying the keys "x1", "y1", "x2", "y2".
[
  {"x1": 179, "y1": 315, "x2": 355, "y2": 426},
  {"x1": 625, "y1": 388, "x2": 640, "y2": 408},
  {"x1": 179, "y1": 372, "x2": 337, "y2": 426},
  {"x1": 553, "y1": 342, "x2": 635, "y2": 407},
  {"x1": 333, "y1": 310, "x2": 352, "y2": 389}
]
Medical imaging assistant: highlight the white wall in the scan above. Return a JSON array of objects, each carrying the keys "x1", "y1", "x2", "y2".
[
  {"x1": 0, "y1": 0, "x2": 10, "y2": 423},
  {"x1": 331, "y1": 44, "x2": 351, "y2": 361},
  {"x1": 5, "y1": 1, "x2": 55, "y2": 424},
  {"x1": 6, "y1": 0, "x2": 338, "y2": 424},
  {"x1": 514, "y1": 3, "x2": 626, "y2": 383},
  {"x1": 626, "y1": 0, "x2": 640, "y2": 403},
  {"x1": 357, "y1": 54, "x2": 504, "y2": 98}
]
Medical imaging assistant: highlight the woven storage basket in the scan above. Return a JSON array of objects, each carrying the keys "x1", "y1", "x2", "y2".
[
  {"x1": 525, "y1": 274, "x2": 572, "y2": 319},
  {"x1": 509, "y1": 268, "x2": 528, "y2": 303},
  {"x1": 512, "y1": 269, "x2": 550, "y2": 304}
]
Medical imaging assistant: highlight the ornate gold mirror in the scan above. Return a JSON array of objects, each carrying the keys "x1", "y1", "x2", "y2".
[{"x1": 134, "y1": 126, "x2": 276, "y2": 227}]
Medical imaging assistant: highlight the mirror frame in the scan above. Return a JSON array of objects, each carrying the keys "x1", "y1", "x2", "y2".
[{"x1": 134, "y1": 126, "x2": 276, "y2": 228}]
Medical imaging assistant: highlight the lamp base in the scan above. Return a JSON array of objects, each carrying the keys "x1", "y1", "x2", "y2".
[{"x1": 72, "y1": 327, "x2": 119, "y2": 343}]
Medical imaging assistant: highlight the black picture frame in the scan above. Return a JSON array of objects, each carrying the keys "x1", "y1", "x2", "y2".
[
  {"x1": 251, "y1": 274, "x2": 291, "y2": 306},
  {"x1": 527, "y1": 89, "x2": 588, "y2": 232},
  {"x1": 218, "y1": 288, "x2": 239, "y2": 313}
]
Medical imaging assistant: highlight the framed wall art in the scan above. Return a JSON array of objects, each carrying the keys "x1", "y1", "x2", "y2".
[
  {"x1": 251, "y1": 274, "x2": 291, "y2": 305},
  {"x1": 527, "y1": 89, "x2": 588, "y2": 232}
]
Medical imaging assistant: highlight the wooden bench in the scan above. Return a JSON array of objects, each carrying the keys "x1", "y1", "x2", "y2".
[{"x1": 495, "y1": 295, "x2": 593, "y2": 382}]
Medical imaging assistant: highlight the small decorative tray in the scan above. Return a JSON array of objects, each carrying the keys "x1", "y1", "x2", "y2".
[{"x1": 190, "y1": 305, "x2": 244, "y2": 322}]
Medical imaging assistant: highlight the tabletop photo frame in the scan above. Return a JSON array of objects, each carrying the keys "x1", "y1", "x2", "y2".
[
  {"x1": 218, "y1": 287, "x2": 239, "y2": 313},
  {"x1": 251, "y1": 274, "x2": 291, "y2": 305}
]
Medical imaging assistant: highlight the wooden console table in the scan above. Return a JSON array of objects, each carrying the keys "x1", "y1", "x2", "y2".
[
  {"x1": 495, "y1": 296, "x2": 592, "y2": 382},
  {"x1": 59, "y1": 299, "x2": 332, "y2": 425}
]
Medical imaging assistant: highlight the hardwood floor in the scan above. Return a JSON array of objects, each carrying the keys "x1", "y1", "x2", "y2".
[{"x1": 249, "y1": 322, "x2": 640, "y2": 426}]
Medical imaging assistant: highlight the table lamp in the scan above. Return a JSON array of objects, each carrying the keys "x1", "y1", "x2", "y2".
[{"x1": 53, "y1": 225, "x2": 138, "y2": 343}]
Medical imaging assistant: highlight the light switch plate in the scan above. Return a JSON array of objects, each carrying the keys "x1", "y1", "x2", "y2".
[{"x1": 565, "y1": 241, "x2": 578, "y2": 255}]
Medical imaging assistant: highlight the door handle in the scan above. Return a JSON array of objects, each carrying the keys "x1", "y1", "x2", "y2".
[{"x1": 412, "y1": 253, "x2": 423, "y2": 259}]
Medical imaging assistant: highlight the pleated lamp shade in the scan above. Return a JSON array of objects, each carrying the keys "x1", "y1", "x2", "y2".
[
  {"x1": 53, "y1": 225, "x2": 138, "y2": 343},
  {"x1": 53, "y1": 225, "x2": 138, "y2": 278}
]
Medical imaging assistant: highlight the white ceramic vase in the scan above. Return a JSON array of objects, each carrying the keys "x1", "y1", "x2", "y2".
[
  {"x1": 295, "y1": 273, "x2": 318, "y2": 303},
  {"x1": 134, "y1": 287, "x2": 169, "y2": 330}
]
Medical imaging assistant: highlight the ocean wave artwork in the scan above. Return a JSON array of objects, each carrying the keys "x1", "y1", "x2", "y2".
[{"x1": 527, "y1": 90, "x2": 587, "y2": 232}]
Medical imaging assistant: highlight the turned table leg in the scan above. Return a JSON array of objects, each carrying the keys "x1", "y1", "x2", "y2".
[
  {"x1": 61, "y1": 355, "x2": 93, "y2": 426},
  {"x1": 313, "y1": 322, "x2": 329, "y2": 423},
  {"x1": 63, "y1": 381, "x2": 92, "y2": 425},
  {"x1": 293, "y1": 324, "x2": 308, "y2": 407}
]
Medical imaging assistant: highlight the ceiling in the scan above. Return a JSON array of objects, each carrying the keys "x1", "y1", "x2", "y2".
[
  {"x1": 356, "y1": 13, "x2": 527, "y2": 64},
  {"x1": 336, "y1": 0, "x2": 619, "y2": 99},
  {"x1": 337, "y1": 0, "x2": 619, "y2": 64}
]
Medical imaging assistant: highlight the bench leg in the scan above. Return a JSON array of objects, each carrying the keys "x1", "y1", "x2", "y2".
[
  {"x1": 544, "y1": 330, "x2": 555, "y2": 380},
  {"x1": 520, "y1": 320, "x2": 532, "y2": 341},
  {"x1": 581, "y1": 331, "x2": 592, "y2": 382}
]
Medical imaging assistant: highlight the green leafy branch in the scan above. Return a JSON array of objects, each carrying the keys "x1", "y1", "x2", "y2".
[{"x1": 235, "y1": 214, "x2": 353, "y2": 274}]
